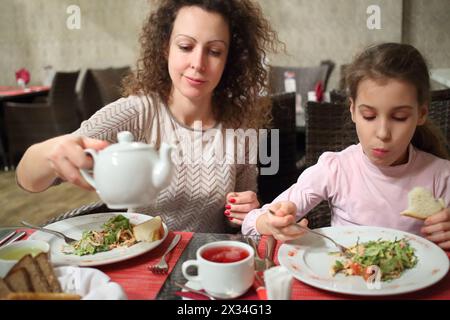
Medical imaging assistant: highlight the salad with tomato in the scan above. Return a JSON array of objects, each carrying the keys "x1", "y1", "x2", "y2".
[{"x1": 331, "y1": 238, "x2": 418, "y2": 281}]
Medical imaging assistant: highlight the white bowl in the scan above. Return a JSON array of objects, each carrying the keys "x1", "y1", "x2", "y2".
[{"x1": 0, "y1": 240, "x2": 50, "y2": 277}]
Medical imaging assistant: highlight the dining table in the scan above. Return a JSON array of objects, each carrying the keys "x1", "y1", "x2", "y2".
[{"x1": 2, "y1": 227, "x2": 449, "y2": 301}]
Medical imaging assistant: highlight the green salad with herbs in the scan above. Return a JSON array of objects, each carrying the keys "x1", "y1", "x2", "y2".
[
  {"x1": 64, "y1": 215, "x2": 137, "y2": 256},
  {"x1": 331, "y1": 238, "x2": 418, "y2": 281}
]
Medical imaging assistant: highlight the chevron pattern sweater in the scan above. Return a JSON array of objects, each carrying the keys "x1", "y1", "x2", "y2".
[{"x1": 74, "y1": 95, "x2": 257, "y2": 233}]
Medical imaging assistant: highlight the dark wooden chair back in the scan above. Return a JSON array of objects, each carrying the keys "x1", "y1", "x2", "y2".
[{"x1": 257, "y1": 92, "x2": 298, "y2": 204}]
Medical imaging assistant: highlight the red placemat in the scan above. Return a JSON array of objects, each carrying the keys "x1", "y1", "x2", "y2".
[{"x1": 98, "y1": 231, "x2": 192, "y2": 299}]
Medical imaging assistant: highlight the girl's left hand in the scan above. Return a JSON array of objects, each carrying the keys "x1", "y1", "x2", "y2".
[
  {"x1": 224, "y1": 191, "x2": 260, "y2": 225},
  {"x1": 421, "y1": 208, "x2": 450, "y2": 249}
]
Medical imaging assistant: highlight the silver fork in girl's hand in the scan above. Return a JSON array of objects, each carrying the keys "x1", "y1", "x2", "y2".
[
  {"x1": 267, "y1": 209, "x2": 350, "y2": 255},
  {"x1": 148, "y1": 234, "x2": 181, "y2": 274},
  {"x1": 21, "y1": 221, "x2": 78, "y2": 244}
]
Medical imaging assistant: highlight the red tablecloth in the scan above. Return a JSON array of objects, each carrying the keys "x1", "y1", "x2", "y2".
[{"x1": 0, "y1": 85, "x2": 50, "y2": 97}]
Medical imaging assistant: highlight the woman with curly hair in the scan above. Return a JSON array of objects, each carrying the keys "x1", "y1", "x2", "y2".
[{"x1": 16, "y1": 0, "x2": 282, "y2": 232}]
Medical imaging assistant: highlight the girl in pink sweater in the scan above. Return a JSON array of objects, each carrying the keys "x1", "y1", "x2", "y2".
[{"x1": 242, "y1": 43, "x2": 450, "y2": 249}]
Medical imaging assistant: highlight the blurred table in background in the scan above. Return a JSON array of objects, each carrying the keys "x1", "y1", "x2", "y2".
[
  {"x1": 0, "y1": 85, "x2": 50, "y2": 170},
  {"x1": 431, "y1": 68, "x2": 450, "y2": 88}
]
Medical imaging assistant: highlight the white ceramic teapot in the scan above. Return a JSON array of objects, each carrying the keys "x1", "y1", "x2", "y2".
[{"x1": 80, "y1": 131, "x2": 174, "y2": 209}]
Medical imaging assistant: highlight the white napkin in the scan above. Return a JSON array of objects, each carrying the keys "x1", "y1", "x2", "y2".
[
  {"x1": 264, "y1": 266, "x2": 293, "y2": 300},
  {"x1": 55, "y1": 266, "x2": 127, "y2": 300}
]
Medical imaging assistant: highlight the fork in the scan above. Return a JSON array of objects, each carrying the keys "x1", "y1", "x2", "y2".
[
  {"x1": 21, "y1": 221, "x2": 78, "y2": 244},
  {"x1": 267, "y1": 209, "x2": 350, "y2": 254},
  {"x1": 148, "y1": 234, "x2": 181, "y2": 274}
]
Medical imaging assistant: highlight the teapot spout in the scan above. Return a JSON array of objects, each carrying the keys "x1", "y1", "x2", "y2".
[{"x1": 152, "y1": 143, "x2": 174, "y2": 190}]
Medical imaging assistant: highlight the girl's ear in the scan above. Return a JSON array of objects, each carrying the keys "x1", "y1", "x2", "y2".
[
  {"x1": 349, "y1": 98, "x2": 356, "y2": 123},
  {"x1": 417, "y1": 104, "x2": 428, "y2": 126}
]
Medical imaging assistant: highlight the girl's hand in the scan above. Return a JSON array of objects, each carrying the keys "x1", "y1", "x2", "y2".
[
  {"x1": 45, "y1": 134, "x2": 109, "y2": 190},
  {"x1": 257, "y1": 201, "x2": 308, "y2": 241},
  {"x1": 224, "y1": 191, "x2": 260, "y2": 225},
  {"x1": 421, "y1": 208, "x2": 450, "y2": 249}
]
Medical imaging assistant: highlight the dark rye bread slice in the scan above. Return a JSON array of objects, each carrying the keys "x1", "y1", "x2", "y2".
[
  {"x1": 7, "y1": 254, "x2": 50, "y2": 292},
  {"x1": 0, "y1": 278, "x2": 13, "y2": 299},
  {"x1": 35, "y1": 252, "x2": 62, "y2": 292},
  {"x1": 4, "y1": 268, "x2": 32, "y2": 293}
]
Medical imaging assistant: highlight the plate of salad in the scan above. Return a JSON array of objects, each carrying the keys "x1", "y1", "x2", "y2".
[
  {"x1": 28, "y1": 212, "x2": 168, "y2": 266},
  {"x1": 277, "y1": 226, "x2": 449, "y2": 296}
]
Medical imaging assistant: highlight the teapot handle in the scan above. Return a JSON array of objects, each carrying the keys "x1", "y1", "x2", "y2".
[{"x1": 79, "y1": 148, "x2": 98, "y2": 189}]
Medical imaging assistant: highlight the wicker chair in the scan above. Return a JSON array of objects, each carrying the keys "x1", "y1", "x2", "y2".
[
  {"x1": 431, "y1": 88, "x2": 450, "y2": 102},
  {"x1": 430, "y1": 88, "x2": 450, "y2": 151},
  {"x1": 257, "y1": 92, "x2": 298, "y2": 204},
  {"x1": 302, "y1": 101, "x2": 358, "y2": 229},
  {"x1": 4, "y1": 71, "x2": 80, "y2": 166}
]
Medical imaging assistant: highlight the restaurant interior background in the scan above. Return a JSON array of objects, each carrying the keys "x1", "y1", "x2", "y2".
[{"x1": 1, "y1": 0, "x2": 449, "y2": 226}]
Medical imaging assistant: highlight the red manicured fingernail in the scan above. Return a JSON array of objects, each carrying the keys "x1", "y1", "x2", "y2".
[
  {"x1": 228, "y1": 217, "x2": 233, "y2": 221},
  {"x1": 225, "y1": 205, "x2": 231, "y2": 209},
  {"x1": 230, "y1": 198, "x2": 236, "y2": 203},
  {"x1": 224, "y1": 210, "x2": 230, "y2": 216}
]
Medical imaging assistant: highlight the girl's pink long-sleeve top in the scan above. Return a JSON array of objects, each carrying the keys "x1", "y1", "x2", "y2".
[{"x1": 242, "y1": 144, "x2": 450, "y2": 236}]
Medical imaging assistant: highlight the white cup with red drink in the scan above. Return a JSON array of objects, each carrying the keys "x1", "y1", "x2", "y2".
[{"x1": 181, "y1": 240, "x2": 255, "y2": 299}]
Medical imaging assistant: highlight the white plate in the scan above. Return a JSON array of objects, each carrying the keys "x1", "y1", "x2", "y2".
[
  {"x1": 28, "y1": 212, "x2": 168, "y2": 267},
  {"x1": 278, "y1": 226, "x2": 449, "y2": 296}
]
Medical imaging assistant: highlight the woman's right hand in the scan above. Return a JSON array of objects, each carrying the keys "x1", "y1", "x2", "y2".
[
  {"x1": 44, "y1": 134, "x2": 109, "y2": 190},
  {"x1": 257, "y1": 201, "x2": 309, "y2": 241}
]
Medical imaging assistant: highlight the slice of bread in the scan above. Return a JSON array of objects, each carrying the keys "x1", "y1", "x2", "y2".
[
  {"x1": 401, "y1": 187, "x2": 445, "y2": 220},
  {"x1": 0, "y1": 252, "x2": 73, "y2": 300},
  {"x1": 133, "y1": 216, "x2": 164, "y2": 242},
  {"x1": 5, "y1": 292, "x2": 81, "y2": 300},
  {"x1": 4, "y1": 268, "x2": 32, "y2": 293},
  {"x1": 35, "y1": 252, "x2": 62, "y2": 293},
  {"x1": 7, "y1": 254, "x2": 51, "y2": 292},
  {"x1": 0, "y1": 278, "x2": 12, "y2": 299}
]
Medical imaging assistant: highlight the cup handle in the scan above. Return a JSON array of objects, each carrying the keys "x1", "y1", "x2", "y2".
[
  {"x1": 181, "y1": 260, "x2": 200, "y2": 282},
  {"x1": 79, "y1": 148, "x2": 97, "y2": 189}
]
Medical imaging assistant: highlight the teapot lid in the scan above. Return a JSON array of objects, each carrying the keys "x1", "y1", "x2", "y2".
[{"x1": 104, "y1": 131, "x2": 151, "y2": 153}]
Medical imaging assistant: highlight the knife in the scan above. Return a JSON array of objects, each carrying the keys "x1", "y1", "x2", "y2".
[
  {"x1": 3, "y1": 231, "x2": 26, "y2": 246},
  {"x1": 246, "y1": 237, "x2": 268, "y2": 300},
  {"x1": 253, "y1": 271, "x2": 268, "y2": 300},
  {"x1": 247, "y1": 237, "x2": 265, "y2": 271},
  {"x1": 0, "y1": 230, "x2": 16, "y2": 247},
  {"x1": 264, "y1": 236, "x2": 276, "y2": 269}
]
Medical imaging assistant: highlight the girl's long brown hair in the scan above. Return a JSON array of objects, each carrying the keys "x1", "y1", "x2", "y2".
[
  {"x1": 345, "y1": 43, "x2": 449, "y2": 159},
  {"x1": 123, "y1": 0, "x2": 283, "y2": 129}
]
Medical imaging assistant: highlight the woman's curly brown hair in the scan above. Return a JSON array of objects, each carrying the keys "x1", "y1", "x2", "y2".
[{"x1": 123, "y1": 0, "x2": 283, "y2": 129}]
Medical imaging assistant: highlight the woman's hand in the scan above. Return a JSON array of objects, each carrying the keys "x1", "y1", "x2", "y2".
[
  {"x1": 224, "y1": 191, "x2": 260, "y2": 225},
  {"x1": 45, "y1": 134, "x2": 109, "y2": 190},
  {"x1": 256, "y1": 201, "x2": 308, "y2": 241},
  {"x1": 421, "y1": 208, "x2": 450, "y2": 249}
]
